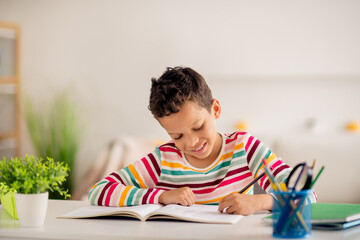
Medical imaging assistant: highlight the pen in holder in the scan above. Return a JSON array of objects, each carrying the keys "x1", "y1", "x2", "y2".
[{"x1": 272, "y1": 189, "x2": 312, "y2": 239}]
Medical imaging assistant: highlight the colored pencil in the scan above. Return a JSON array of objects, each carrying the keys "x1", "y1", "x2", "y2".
[
  {"x1": 262, "y1": 159, "x2": 281, "y2": 191},
  {"x1": 262, "y1": 159, "x2": 309, "y2": 232},
  {"x1": 310, "y1": 166, "x2": 325, "y2": 189},
  {"x1": 239, "y1": 172, "x2": 266, "y2": 194}
]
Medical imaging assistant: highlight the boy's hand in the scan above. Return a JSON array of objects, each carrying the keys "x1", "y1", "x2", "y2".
[
  {"x1": 218, "y1": 193, "x2": 273, "y2": 215},
  {"x1": 158, "y1": 187, "x2": 196, "y2": 206}
]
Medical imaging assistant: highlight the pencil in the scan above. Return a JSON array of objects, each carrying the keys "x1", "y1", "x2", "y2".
[
  {"x1": 262, "y1": 159, "x2": 281, "y2": 191},
  {"x1": 311, "y1": 159, "x2": 317, "y2": 169},
  {"x1": 310, "y1": 166, "x2": 324, "y2": 188},
  {"x1": 239, "y1": 172, "x2": 265, "y2": 194}
]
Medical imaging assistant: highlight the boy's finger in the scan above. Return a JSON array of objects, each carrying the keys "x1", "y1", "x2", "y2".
[
  {"x1": 179, "y1": 198, "x2": 188, "y2": 206},
  {"x1": 187, "y1": 197, "x2": 194, "y2": 206},
  {"x1": 225, "y1": 205, "x2": 236, "y2": 214},
  {"x1": 218, "y1": 201, "x2": 229, "y2": 213},
  {"x1": 186, "y1": 195, "x2": 193, "y2": 205},
  {"x1": 184, "y1": 190, "x2": 194, "y2": 203},
  {"x1": 183, "y1": 196, "x2": 193, "y2": 206},
  {"x1": 219, "y1": 196, "x2": 235, "y2": 212}
]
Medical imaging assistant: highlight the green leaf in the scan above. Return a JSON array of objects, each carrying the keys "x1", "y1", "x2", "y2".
[{"x1": 0, "y1": 155, "x2": 70, "y2": 198}]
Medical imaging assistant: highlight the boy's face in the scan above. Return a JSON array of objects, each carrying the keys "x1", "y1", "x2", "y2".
[{"x1": 157, "y1": 100, "x2": 222, "y2": 164}]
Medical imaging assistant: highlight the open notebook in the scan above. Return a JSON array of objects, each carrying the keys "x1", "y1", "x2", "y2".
[{"x1": 57, "y1": 204, "x2": 244, "y2": 224}]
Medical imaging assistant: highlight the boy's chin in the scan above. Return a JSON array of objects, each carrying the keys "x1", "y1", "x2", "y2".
[{"x1": 188, "y1": 150, "x2": 211, "y2": 160}]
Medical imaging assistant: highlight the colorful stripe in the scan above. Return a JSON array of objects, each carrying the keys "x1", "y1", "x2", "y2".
[
  {"x1": 129, "y1": 164, "x2": 146, "y2": 188},
  {"x1": 119, "y1": 186, "x2": 132, "y2": 206},
  {"x1": 88, "y1": 132, "x2": 315, "y2": 207}
]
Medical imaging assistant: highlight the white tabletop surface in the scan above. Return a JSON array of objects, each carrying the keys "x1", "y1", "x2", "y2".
[{"x1": 1, "y1": 200, "x2": 360, "y2": 240}]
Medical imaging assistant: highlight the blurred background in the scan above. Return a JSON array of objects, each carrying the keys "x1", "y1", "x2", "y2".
[{"x1": 0, "y1": 0, "x2": 359, "y2": 203}]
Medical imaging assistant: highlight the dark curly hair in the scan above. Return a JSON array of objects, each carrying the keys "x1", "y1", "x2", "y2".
[{"x1": 149, "y1": 66, "x2": 213, "y2": 118}]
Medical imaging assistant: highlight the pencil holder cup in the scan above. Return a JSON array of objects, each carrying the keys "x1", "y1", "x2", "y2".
[{"x1": 272, "y1": 190, "x2": 312, "y2": 239}]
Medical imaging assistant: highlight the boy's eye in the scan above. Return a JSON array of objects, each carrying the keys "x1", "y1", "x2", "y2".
[
  {"x1": 174, "y1": 135, "x2": 182, "y2": 140},
  {"x1": 194, "y1": 124, "x2": 203, "y2": 131}
]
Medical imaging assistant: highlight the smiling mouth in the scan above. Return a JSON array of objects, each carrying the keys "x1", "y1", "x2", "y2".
[{"x1": 191, "y1": 142, "x2": 206, "y2": 152}]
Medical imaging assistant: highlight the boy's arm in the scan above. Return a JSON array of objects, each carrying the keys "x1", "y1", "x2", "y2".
[
  {"x1": 218, "y1": 133, "x2": 317, "y2": 215},
  {"x1": 246, "y1": 134, "x2": 317, "y2": 203},
  {"x1": 88, "y1": 150, "x2": 165, "y2": 207}
]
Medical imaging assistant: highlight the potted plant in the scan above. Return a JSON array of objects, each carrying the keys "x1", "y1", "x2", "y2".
[{"x1": 0, "y1": 155, "x2": 70, "y2": 227}]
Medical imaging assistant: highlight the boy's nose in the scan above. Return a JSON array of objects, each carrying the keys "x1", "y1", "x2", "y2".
[{"x1": 187, "y1": 135, "x2": 199, "y2": 148}]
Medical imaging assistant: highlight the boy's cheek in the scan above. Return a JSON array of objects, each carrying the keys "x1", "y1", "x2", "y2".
[{"x1": 173, "y1": 142, "x2": 184, "y2": 151}]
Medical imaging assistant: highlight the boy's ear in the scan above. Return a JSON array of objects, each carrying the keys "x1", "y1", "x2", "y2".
[{"x1": 212, "y1": 99, "x2": 221, "y2": 119}]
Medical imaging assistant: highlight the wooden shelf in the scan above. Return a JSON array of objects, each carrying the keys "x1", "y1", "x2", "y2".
[
  {"x1": 0, "y1": 21, "x2": 21, "y2": 157},
  {"x1": 0, "y1": 77, "x2": 16, "y2": 84},
  {"x1": 0, "y1": 131, "x2": 16, "y2": 140},
  {"x1": 0, "y1": 22, "x2": 20, "y2": 31}
]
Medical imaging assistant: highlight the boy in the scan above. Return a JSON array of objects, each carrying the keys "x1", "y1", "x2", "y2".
[{"x1": 89, "y1": 66, "x2": 316, "y2": 215}]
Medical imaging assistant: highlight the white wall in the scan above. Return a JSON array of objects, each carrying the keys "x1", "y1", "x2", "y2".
[{"x1": 0, "y1": 0, "x2": 359, "y2": 203}]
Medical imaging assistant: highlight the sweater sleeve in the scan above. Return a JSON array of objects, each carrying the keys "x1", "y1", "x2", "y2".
[
  {"x1": 88, "y1": 148, "x2": 165, "y2": 206},
  {"x1": 244, "y1": 133, "x2": 317, "y2": 203}
]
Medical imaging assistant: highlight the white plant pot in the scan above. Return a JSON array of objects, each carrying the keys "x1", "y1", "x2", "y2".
[{"x1": 14, "y1": 192, "x2": 49, "y2": 227}]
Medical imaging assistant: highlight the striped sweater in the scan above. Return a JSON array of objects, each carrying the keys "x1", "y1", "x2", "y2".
[{"x1": 89, "y1": 132, "x2": 316, "y2": 206}]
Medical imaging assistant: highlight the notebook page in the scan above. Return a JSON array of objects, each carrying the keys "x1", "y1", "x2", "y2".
[
  {"x1": 151, "y1": 204, "x2": 244, "y2": 224},
  {"x1": 59, "y1": 204, "x2": 163, "y2": 219}
]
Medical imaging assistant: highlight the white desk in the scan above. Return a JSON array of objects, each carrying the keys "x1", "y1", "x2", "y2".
[{"x1": 0, "y1": 200, "x2": 359, "y2": 240}]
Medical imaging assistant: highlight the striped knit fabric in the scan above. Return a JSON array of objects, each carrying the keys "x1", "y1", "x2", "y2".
[{"x1": 89, "y1": 132, "x2": 317, "y2": 206}]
